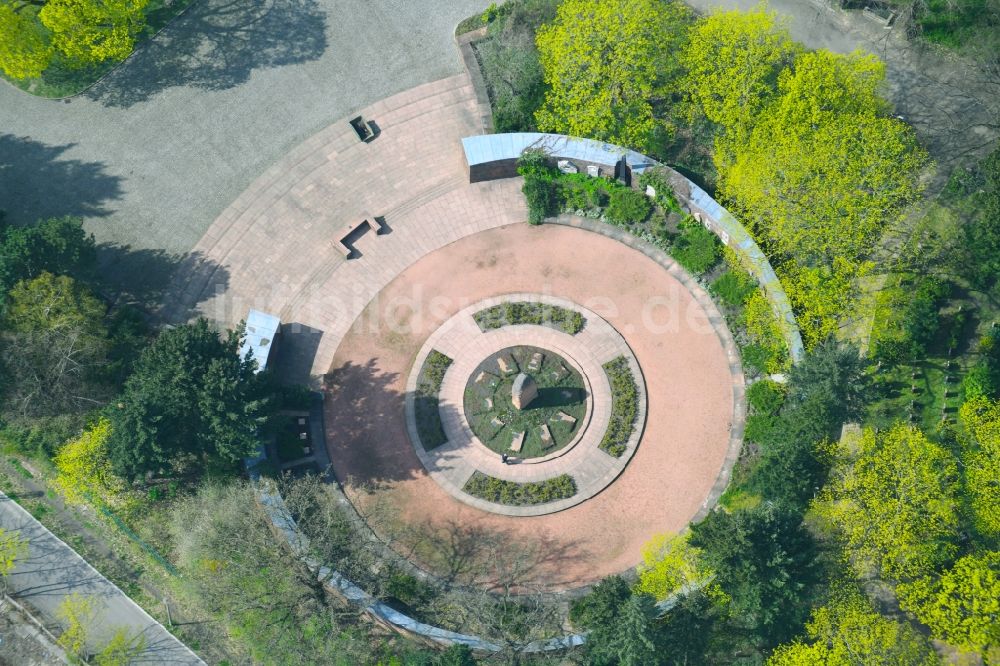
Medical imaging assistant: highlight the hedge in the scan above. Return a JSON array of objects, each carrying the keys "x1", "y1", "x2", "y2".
[
  {"x1": 463, "y1": 471, "x2": 577, "y2": 505},
  {"x1": 601, "y1": 356, "x2": 639, "y2": 457},
  {"x1": 473, "y1": 302, "x2": 585, "y2": 335}
]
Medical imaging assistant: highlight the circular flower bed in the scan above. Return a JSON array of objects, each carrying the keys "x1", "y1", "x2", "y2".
[{"x1": 463, "y1": 346, "x2": 587, "y2": 459}]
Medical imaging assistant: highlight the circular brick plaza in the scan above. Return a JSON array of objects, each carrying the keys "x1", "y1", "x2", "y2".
[{"x1": 324, "y1": 223, "x2": 744, "y2": 588}]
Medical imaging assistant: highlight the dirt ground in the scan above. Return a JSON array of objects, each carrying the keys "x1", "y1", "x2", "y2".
[{"x1": 323, "y1": 224, "x2": 738, "y2": 590}]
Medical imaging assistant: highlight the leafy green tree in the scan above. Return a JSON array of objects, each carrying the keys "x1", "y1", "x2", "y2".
[
  {"x1": 957, "y1": 396, "x2": 1000, "y2": 541},
  {"x1": 786, "y1": 339, "x2": 868, "y2": 428},
  {"x1": 0, "y1": 272, "x2": 110, "y2": 416},
  {"x1": 768, "y1": 585, "x2": 939, "y2": 665},
  {"x1": 0, "y1": 216, "x2": 97, "y2": 303},
  {"x1": 0, "y1": 527, "x2": 28, "y2": 592},
  {"x1": 635, "y1": 532, "x2": 709, "y2": 601},
  {"x1": 897, "y1": 551, "x2": 1000, "y2": 656},
  {"x1": 38, "y1": 0, "x2": 147, "y2": 67},
  {"x1": 433, "y1": 644, "x2": 477, "y2": 666},
  {"x1": 94, "y1": 629, "x2": 145, "y2": 666},
  {"x1": 962, "y1": 147, "x2": 1000, "y2": 287},
  {"x1": 0, "y1": 3, "x2": 52, "y2": 78},
  {"x1": 54, "y1": 418, "x2": 139, "y2": 514},
  {"x1": 712, "y1": 47, "x2": 926, "y2": 346},
  {"x1": 689, "y1": 503, "x2": 816, "y2": 647},
  {"x1": 0, "y1": 0, "x2": 146, "y2": 78},
  {"x1": 535, "y1": 0, "x2": 690, "y2": 149},
  {"x1": 585, "y1": 593, "x2": 664, "y2": 666},
  {"x1": 818, "y1": 424, "x2": 960, "y2": 581},
  {"x1": 569, "y1": 575, "x2": 632, "y2": 630},
  {"x1": 681, "y1": 7, "x2": 797, "y2": 131},
  {"x1": 105, "y1": 318, "x2": 269, "y2": 481}
]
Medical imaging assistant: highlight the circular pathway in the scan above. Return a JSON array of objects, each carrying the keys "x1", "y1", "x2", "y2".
[
  {"x1": 405, "y1": 295, "x2": 646, "y2": 516},
  {"x1": 324, "y1": 223, "x2": 743, "y2": 589}
]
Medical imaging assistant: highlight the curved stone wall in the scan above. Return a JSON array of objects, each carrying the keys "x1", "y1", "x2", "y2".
[{"x1": 460, "y1": 133, "x2": 804, "y2": 362}]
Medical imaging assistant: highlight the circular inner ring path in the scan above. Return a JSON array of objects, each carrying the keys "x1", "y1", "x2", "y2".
[
  {"x1": 405, "y1": 295, "x2": 646, "y2": 516},
  {"x1": 324, "y1": 223, "x2": 743, "y2": 589}
]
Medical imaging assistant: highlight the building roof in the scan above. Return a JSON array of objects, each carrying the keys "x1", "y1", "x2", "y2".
[{"x1": 240, "y1": 309, "x2": 281, "y2": 373}]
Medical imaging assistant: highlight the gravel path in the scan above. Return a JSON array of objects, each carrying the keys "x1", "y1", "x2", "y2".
[{"x1": 0, "y1": 0, "x2": 490, "y2": 286}]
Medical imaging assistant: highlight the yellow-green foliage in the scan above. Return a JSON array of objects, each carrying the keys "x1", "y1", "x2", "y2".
[
  {"x1": 743, "y1": 289, "x2": 788, "y2": 373},
  {"x1": 817, "y1": 425, "x2": 960, "y2": 581},
  {"x1": 0, "y1": 527, "x2": 28, "y2": 578},
  {"x1": 54, "y1": 418, "x2": 138, "y2": 515},
  {"x1": 958, "y1": 397, "x2": 1000, "y2": 539},
  {"x1": 635, "y1": 532, "x2": 707, "y2": 601},
  {"x1": 56, "y1": 593, "x2": 95, "y2": 657},
  {"x1": 94, "y1": 628, "x2": 146, "y2": 666},
  {"x1": 0, "y1": 5, "x2": 52, "y2": 78},
  {"x1": 897, "y1": 552, "x2": 1000, "y2": 657},
  {"x1": 683, "y1": 13, "x2": 927, "y2": 347},
  {"x1": 39, "y1": 0, "x2": 148, "y2": 66},
  {"x1": 783, "y1": 258, "x2": 871, "y2": 348},
  {"x1": 768, "y1": 586, "x2": 940, "y2": 665},
  {"x1": 0, "y1": 0, "x2": 147, "y2": 78},
  {"x1": 681, "y1": 7, "x2": 797, "y2": 131},
  {"x1": 535, "y1": 0, "x2": 690, "y2": 149}
]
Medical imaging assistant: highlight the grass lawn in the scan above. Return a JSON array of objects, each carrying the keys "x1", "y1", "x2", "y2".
[
  {"x1": 464, "y1": 346, "x2": 586, "y2": 458},
  {"x1": 1, "y1": 0, "x2": 198, "y2": 98}
]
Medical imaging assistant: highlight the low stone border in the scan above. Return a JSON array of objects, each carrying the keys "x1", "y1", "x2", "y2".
[{"x1": 405, "y1": 294, "x2": 647, "y2": 517}]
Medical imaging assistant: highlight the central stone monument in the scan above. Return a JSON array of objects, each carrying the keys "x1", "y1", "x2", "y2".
[{"x1": 511, "y1": 372, "x2": 538, "y2": 410}]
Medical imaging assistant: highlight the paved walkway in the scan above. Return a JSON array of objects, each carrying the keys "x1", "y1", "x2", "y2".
[
  {"x1": 161, "y1": 73, "x2": 524, "y2": 382},
  {"x1": 405, "y1": 295, "x2": 646, "y2": 517},
  {"x1": 0, "y1": 0, "x2": 491, "y2": 289},
  {"x1": 0, "y1": 494, "x2": 203, "y2": 664}
]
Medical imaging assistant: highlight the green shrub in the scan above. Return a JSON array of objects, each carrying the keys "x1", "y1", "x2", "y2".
[
  {"x1": 463, "y1": 471, "x2": 576, "y2": 505},
  {"x1": 747, "y1": 380, "x2": 786, "y2": 415},
  {"x1": 601, "y1": 357, "x2": 639, "y2": 457},
  {"x1": 741, "y1": 344, "x2": 774, "y2": 377},
  {"x1": 638, "y1": 170, "x2": 682, "y2": 213},
  {"x1": 710, "y1": 269, "x2": 755, "y2": 307},
  {"x1": 670, "y1": 217, "x2": 721, "y2": 275},
  {"x1": 605, "y1": 187, "x2": 653, "y2": 224},
  {"x1": 744, "y1": 413, "x2": 779, "y2": 444},
  {"x1": 963, "y1": 364, "x2": 996, "y2": 401},
  {"x1": 474, "y1": 302, "x2": 586, "y2": 335},
  {"x1": 415, "y1": 351, "x2": 453, "y2": 449}
]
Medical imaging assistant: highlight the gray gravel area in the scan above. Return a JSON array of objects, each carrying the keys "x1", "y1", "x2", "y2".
[{"x1": 0, "y1": 0, "x2": 490, "y2": 286}]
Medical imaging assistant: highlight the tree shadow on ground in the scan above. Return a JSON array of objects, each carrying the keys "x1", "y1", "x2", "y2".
[
  {"x1": 322, "y1": 359, "x2": 424, "y2": 486},
  {"x1": 86, "y1": 0, "x2": 328, "y2": 108},
  {"x1": 97, "y1": 244, "x2": 230, "y2": 323},
  {"x1": 0, "y1": 135, "x2": 122, "y2": 224}
]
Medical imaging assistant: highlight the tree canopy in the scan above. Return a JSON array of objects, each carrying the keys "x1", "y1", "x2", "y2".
[
  {"x1": 0, "y1": 216, "x2": 97, "y2": 305},
  {"x1": 105, "y1": 319, "x2": 269, "y2": 481},
  {"x1": 958, "y1": 396, "x2": 1000, "y2": 541},
  {"x1": 534, "y1": 0, "x2": 690, "y2": 149},
  {"x1": 0, "y1": 0, "x2": 147, "y2": 78},
  {"x1": 0, "y1": 272, "x2": 110, "y2": 417},
  {"x1": 897, "y1": 551, "x2": 1000, "y2": 655},
  {"x1": 767, "y1": 585, "x2": 939, "y2": 665},
  {"x1": 689, "y1": 503, "x2": 816, "y2": 646},
  {"x1": 681, "y1": 7, "x2": 797, "y2": 131},
  {"x1": 819, "y1": 424, "x2": 960, "y2": 581},
  {"x1": 54, "y1": 418, "x2": 137, "y2": 513}
]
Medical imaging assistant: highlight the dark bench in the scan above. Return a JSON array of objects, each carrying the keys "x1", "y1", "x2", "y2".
[
  {"x1": 334, "y1": 216, "x2": 386, "y2": 258},
  {"x1": 349, "y1": 116, "x2": 380, "y2": 143}
]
